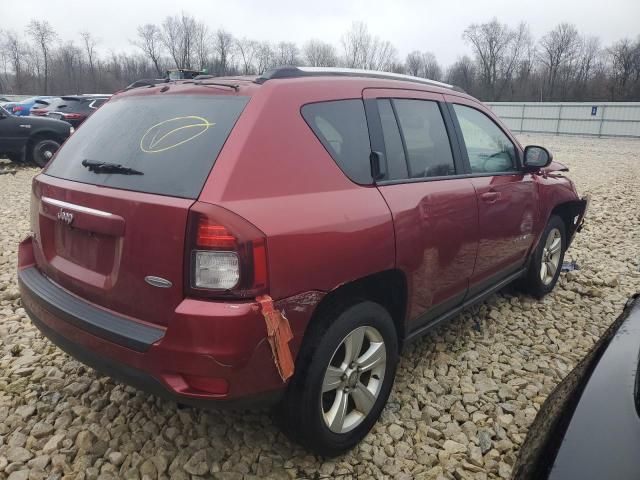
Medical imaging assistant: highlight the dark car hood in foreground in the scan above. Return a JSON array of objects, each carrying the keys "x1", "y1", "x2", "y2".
[{"x1": 514, "y1": 294, "x2": 640, "y2": 480}]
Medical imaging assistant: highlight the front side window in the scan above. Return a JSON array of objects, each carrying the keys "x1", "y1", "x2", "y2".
[
  {"x1": 393, "y1": 99, "x2": 456, "y2": 179},
  {"x1": 453, "y1": 104, "x2": 517, "y2": 174},
  {"x1": 301, "y1": 99, "x2": 372, "y2": 184}
]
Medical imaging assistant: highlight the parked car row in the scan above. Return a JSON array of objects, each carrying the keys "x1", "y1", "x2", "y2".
[
  {"x1": 0, "y1": 93, "x2": 110, "y2": 166},
  {"x1": 6, "y1": 94, "x2": 110, "y2": 122}
]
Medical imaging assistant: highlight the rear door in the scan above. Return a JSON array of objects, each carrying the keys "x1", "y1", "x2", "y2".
[
  {"x1": 363, "y1": 88, "x2": 479, "y2": 327},
  {"x1": 446, "y1": 96, "x2": 537, "y2": 293},
  {"x1": 32, "y1": 92, "x2": 249, "y2": 327}
]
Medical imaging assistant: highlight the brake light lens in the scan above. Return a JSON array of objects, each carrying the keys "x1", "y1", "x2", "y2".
[
  {"x1": 197, "y1": 219, "x2": 235, "y2": 248},
  {"x1": 63, "y1": 113, "x2": 83, "y2": 120},
  {"x1": 185, "y1": 202, "x2": 268, "y2": 299}
]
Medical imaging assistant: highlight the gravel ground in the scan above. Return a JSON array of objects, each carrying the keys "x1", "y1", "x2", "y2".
[{"x1": 0, "y1": 134, "x2": 639, "y2": 480}]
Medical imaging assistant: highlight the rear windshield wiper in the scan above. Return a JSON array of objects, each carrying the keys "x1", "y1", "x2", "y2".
[{"x1": 81, "y1": 159, "x2": 143, "y2": 175}]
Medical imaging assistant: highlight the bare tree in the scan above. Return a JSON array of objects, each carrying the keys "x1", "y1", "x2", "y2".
[
  {"x1": 56, "y1": 41, "x2": 83, "y2": 93},
  {"x1": 273, "y1": 41, "x2": 299, "y2": 66},
  {"x1": 80, "y1": 31, "x2": 99, "y2": 90},
  {"x1": 341, "y1": 22, "x2": 396, "y2": 71},
  {"x1": 214, "y1": 29, "x2": 234, "y2": 75},
  {"x1": 27, "y1": 20, "x2": 57, "y2": 94},
  {"x1": 609, "y1": 38, "x2": 638, "y2": 93},
  {"x1": 405, "y1": 51, "x2": 441, "y2": 80},
  {"x1": 255, "y1": 41, "x2": 274, "y2": 74},
  {"x1": 539, "y1": 23, "x2": 582, "y2": 99},
  {"x1": 303, "y1": 39, "x2": 337, "y2": 67},
  {"x1": 160, "y1": 13, "x2": 197, "y2": 69},
  {"x1": 193, "y1": 22, "x2": 211, "y2": 70},
  {"x1": 421, "y1": 52, "x2": 442, "y2": 80},
  {"x1": 3, "y1": 32, "x2": 26, "y2": 92},
  {"x1": 133, "y1": 24, "x2": 164, "y2": 76},
  {"x1": 341, "y1": 21, "x2": 370, "y2": 68},
  {"x1": 405, "y1": 51, "x2": 423, "y2": 76},
  {"x1": 446, "y1": 56, "x2": 477, "y2": 93},
  {"x1": 235, "y1": 37, "x2": 258, "y2": 74},
  {"x1": 463, "y1": 18, "x2": 528, "y2": 100},
  {"x1": 367, "y1": 39, "x2": 397, "y2": 71}
]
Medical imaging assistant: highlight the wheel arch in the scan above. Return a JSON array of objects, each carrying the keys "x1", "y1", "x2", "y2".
[
  {"x1": 305, "y1": 269, "x2": 408, "y2": 351},
  {"x1": 548, "y1": 200, "x2": 586, "y2": 247},
  {"x1": 28, "y1": 129, "x2": 64, "y2": 145}
]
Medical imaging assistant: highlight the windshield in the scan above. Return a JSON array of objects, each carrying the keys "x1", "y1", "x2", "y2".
[{"x1": 45, "y1": 94, "x2": 249, "y2": 198}]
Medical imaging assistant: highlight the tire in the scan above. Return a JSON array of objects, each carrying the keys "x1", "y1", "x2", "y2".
[
  {"x1": 275, "y1": 300, "x2": 398, "y2": 457},
  {"x1": 520, "y1": 215, "x2": 566, "y2": 298},
  {"x1": 30, "y1": 138, "x2": 60, "y2": 168}
]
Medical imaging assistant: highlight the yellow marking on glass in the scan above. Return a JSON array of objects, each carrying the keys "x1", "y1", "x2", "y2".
[{"x1": 140, "y1": 116, "x2": 216, "y2": 153}]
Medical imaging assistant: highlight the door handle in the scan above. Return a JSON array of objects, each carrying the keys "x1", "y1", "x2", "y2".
[{"x1": 480, "y1": 191, "x2": 501, "y2": 203}]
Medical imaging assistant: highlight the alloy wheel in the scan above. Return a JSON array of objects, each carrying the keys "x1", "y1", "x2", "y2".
[
  {"x1": 540, "y1": 227, "x2": 562, "y2": 285},
  {"x1": 321, "y1": 326, "x2": 387, "y2": 434}
]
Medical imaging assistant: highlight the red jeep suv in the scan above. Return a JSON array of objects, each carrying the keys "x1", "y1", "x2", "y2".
[{"x1": 17, "y1": 67, "x2": 587, "y2": 455}]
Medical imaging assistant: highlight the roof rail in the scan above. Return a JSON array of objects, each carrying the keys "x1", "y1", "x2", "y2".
[{"x1": 256, "y1": 66, "x2": 457, "y2": 90}]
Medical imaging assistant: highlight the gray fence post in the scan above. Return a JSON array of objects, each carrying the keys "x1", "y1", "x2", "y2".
[
  {"x1": 598, "y1": 105, "x2": 607, "y2": 137},
  {"x1": 556, "y1": 104, "x2": 563, "y2": 135},
  {"x1": 520, "y1": 104, "x2": 525, "y2": 132}
]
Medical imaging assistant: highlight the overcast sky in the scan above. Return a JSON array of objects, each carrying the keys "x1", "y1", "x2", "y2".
[{"x1": 3, "y1": 0, "x2": 639, "y2": 65}]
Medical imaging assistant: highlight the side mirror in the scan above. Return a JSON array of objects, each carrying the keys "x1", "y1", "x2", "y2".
[{"x1": 523, "y1": 145, "x2": 553, "y2": 170}]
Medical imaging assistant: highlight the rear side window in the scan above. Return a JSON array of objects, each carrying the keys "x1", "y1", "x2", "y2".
[
  {"x1": 301, "y1": 99, "x2": 372, "y2": 184},
  {"x1": 393, "y1": 99, "x2": 456, "y2": 178},
  {"x1": 46, "y1": 95, "x2": 249, "y2": 199}
]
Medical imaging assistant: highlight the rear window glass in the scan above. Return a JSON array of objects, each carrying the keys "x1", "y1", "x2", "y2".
[
  {"x1": 301, "y1": 99, "x2": 372, "y2": 184},
  {"x1": 45, "y1": 94, "x2": 249, "y2": 198}
]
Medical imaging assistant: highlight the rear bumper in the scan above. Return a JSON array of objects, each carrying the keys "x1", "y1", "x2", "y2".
[
  {"x1": 25, "y1": 305, "x2": 282, "y2": 409},
  {"x1": 17, "y1": 237, "x2": 324, "y2": 407}
]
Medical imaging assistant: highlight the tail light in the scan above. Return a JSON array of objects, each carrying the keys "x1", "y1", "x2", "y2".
[
  {"x1": 185, "y1": 202, "x2": 268, "y2": 299},
  {"x1": 62, "y1": 113, "x2": 83, "y2": 120}
]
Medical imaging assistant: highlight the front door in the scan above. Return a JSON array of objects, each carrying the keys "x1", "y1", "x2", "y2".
[{"x1": 448, "y1": 99, "x2": 537, "y2": 293}]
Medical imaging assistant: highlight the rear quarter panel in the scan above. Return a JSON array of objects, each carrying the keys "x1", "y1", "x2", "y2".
[{"x1": 199, "y1": 80, "x2": 396, "y2": 315}]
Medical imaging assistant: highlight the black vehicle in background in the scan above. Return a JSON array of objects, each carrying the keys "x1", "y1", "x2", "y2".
[
  {"x1": 0, "y1": 106, "x2": 73, "y2": 167},
  {"x1": 31, "y1": 95, "x2": 110, "y2": 128},
  {"x1": 513, "y1": 294, "x2": 640, "y2": 480}
]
